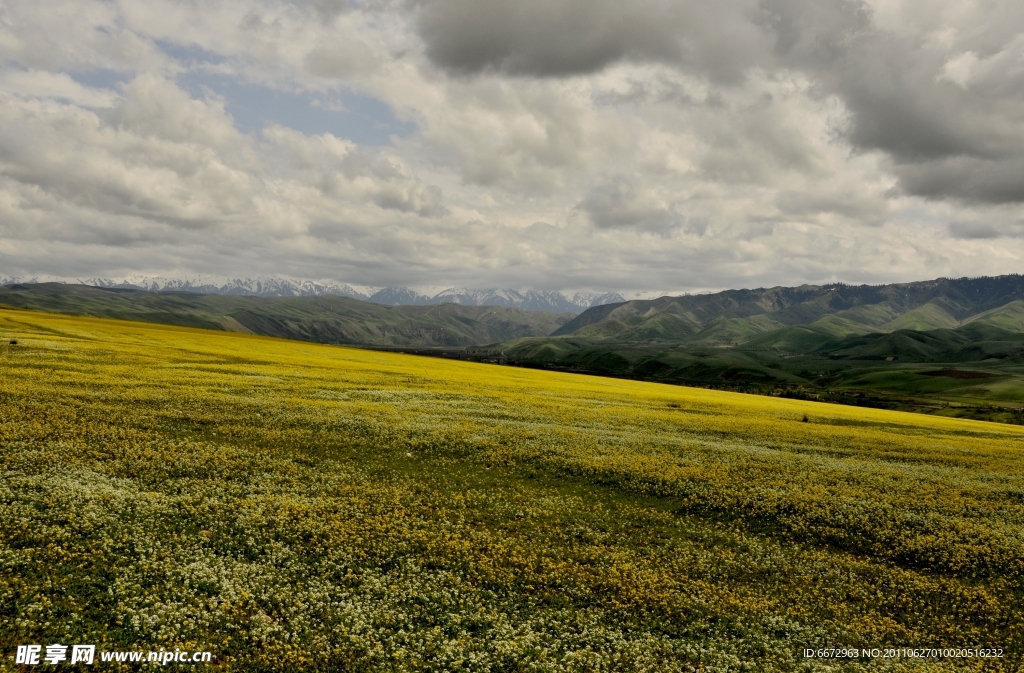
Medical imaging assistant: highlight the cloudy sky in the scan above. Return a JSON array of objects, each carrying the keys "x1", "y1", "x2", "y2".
[{"x1": 1, "y1": 0, "x2": 1022, "y2": 294}]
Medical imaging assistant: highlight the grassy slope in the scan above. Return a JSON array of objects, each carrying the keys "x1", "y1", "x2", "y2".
[
  {"x1": 2, "y1": 309, "x2": 1023, "y2": 671},
  {"x1": 9, "y1": 283, "x2": 1024, "y2": 423},
  {"x1": 964, "y1": 300, "x2": 1024, "y2": 332},
  {"x1": 554, "y1": 276, "x2": 1024, "y2": 346},
  {"x1": 881, "y1": 301, "x2": 961, "y2": 332},
  {"x1": 0, "y1": 283, "x2": 571, "y2": 348}
]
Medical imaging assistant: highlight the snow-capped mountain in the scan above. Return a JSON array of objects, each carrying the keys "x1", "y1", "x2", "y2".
[
  {"x1": 2, "y1": 274, "x2": 377, "y2": 299},
  {"x1": 78, "y1": 276, "x2": 376, "y2": 299},
  {"x1": 422, "y1": 288, "x2": 624, "y2": 313},
  {"x1": 0, "y1": 275, "x2": 624, "y2": 314},
  {"x1": 366, "y1": 287, "x2": 430, "y2": 305}
]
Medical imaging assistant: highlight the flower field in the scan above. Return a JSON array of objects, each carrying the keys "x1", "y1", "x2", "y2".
[{"x1": 2, "y1": 308, "x2": 1023, "y2": 671}]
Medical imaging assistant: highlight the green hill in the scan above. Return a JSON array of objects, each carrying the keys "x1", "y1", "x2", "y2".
[
  {"x1": 0, "y1": 283, "x2": 571, "y2": 348},
  {"x1": 554, "y1": 275, "x2": 1024, "y2": 344},
  {"x1": 963, "y1": 300, "x2": 1024, "y2": 332},
  {"x1": 740, "y1": 326, "x2": 842, "y2": 353},
  {"x1": 880, "y1": 300, "x2": 961, "y2": 331},
  {"x1": 12, "y1": 276, "x2": 1024, "y2": 424}
]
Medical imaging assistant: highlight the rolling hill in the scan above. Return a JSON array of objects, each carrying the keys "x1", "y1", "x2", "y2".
[
  {"x1": 10, "y1": 275, "x2": 1024, "y2": 423},
  {"x1": 493, "y1": 275, "x2": 1024, "y2": 375},
  {"x1": 468, "y1": 276, "x2": 1024, "y2": 422},
  {"x1": 553, "y1": 275, "x2": 1024, "y2": 344},
  {"x1": 0, "y1": 283, "x2": 572, "y2": 348}
]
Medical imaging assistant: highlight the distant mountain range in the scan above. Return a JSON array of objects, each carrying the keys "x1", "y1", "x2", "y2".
[
  {"x1": 361, "y1": 286, "x2": 624, "y2": 313},
  {"x1": 546, "y1": 275, "x2": 1024, "y2": 344},
  {"x1": 0, "y1": 283, "x2": 574, "y2": 348},
  {"x1": 0, "y1": 276, "x2": 624, "y2": 314}
]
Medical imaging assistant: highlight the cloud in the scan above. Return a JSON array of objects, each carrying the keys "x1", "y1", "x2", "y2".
[
  {"x1": 947, "y1": 212, "x2": 1024, "y2": 240},
  {"x1": 774, "y1": 188, "x2": 888, "y2": 224},
  {"x1": 1, "y1": 0, "x2": 1024, "y2": 294},
  {"x1": 795, "y1": 4, "x2": 1024, "y2": 204},
  {"x1": 263, "y1": 126, "x2": 447, "y2": 217},
  {"x1": 108, "y1": 74, "x2": 246, "y2": 148},
  {"x1": 413, "y1": 0, "x2": 770, "y2": 81},
  {"x1": 0, "y1": 69, "x2": 119, "y2": 107},
  {"x1": 304, "y1": 43, "x2": 375, "y2": 79},
  {"x1": 755, "y1": 0, "x2": 872, "y2": 67},
  {"x1": 0, "y1": 81, "x2": 253, "y2": 229},
  {"x1": 896, "y1": 156, "x2": 1024, "y2": 204},
  {"x1": 414, "y1": 0, "x2": 1024, "y2": 208},
  {"x1": 0, "y1": 1, "x2": 168, "y2": 72},
  {"x1": 578, "y1": 178, "x2": 685, "y2": 234}
]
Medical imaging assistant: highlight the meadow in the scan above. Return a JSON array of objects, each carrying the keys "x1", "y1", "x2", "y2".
[{"x1": 1, "y1": 308, "x2": 1023, "y2": 671}]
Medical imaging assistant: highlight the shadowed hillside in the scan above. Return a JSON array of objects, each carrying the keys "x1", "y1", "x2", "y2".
[
  {"x1": 554, "y1": 275, "x2": 1024, "y2": 343},
  {"x1": 0, "y1": 283, "x2": 572, "y2": 348},
  {"x1": 473, "y1": 276, "x2": 1024, "y2": 424}
]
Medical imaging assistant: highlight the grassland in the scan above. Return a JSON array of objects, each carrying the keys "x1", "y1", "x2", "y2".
[
  {"x1": 2, "y1": 308, "x2": 1024, "y2": 671},
  {"x1": 9, "y1": 283, "x2": 1024, "y2": 425}
]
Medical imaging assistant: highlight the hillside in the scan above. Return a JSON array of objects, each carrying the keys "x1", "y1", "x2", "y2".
[
  {"x1": 11, "y1": 276, "x2": 1024, "y2": 423},
  {"x1": 461, "y1": 276, "x2": 1024, "y2": 422},
  {"x1": 2, "y1": 308, "x2": 1022, "y2": 670},
  {"x1": 554, "y1": 275, "x2": 1024, "y2": 344},
  {"x1": 0, "y1": 283, "x2": 572, "y2": 348},
  {"x1": 482, "y1": 320, "x2": 1024, "y2": 421}
]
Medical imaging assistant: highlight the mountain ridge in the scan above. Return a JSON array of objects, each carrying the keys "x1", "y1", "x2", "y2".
[
  {"x1": 0, "y1": 283, "x2": 573, "y2": 348},
  {"x1": 0, "y1": 276, "x2": 624, "y2": 314},
  {"x1": 552, "y1": 275, "x2": 1024, "y2": 343}
]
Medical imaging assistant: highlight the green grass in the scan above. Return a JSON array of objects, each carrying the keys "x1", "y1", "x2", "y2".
[
  {"x1": 881, "y1": 301, "x2": 961, "y2": 332},
  {"x1": 964, "y1": 301, "x2": 1024, "y2": 332}
]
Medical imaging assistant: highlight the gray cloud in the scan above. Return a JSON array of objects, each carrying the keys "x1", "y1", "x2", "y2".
[
  {"x1": 896, "y1": 156, "x2": 1024, "y2": 204},
  {"x1": 414, "y1": 0, "x2": 769, "y2": 82},
  {"x1": 947, "y1": 215, "x2": 1024, "y2": 240},
  {"x1": 416, "y1": 0, "x2": 1024, "y2": 205},
  {"x1": 579, "y1": 179, "x2": 686, "y2": 235},
  {"x1": 304, "y1": 0, "x2": 351, "y2": 22},
  {"x1": 581, "y1": 178, "x2": 716, "y2": 236},
  {"x1": 755, "y1": 0, "x2": 871, "y2": 67},
  {"x1": 833, "y1": 35, "x2": 1024, "y2": 157},
  {"x1": 771, "y1": 0, "x2": 1024, "y2": 204},
  {"x1": 837, "y1": 43, "x2": 1024, "y2": 203},
  {"x1": 948, "y1": 221, "x2": 1002, "y2": 240},
  {"x1": 774, "y1": 189, "x2": 886, "y2": 223},
  {"x1": 1, "y1": 0, "x2": 1023, "y2": 294}
]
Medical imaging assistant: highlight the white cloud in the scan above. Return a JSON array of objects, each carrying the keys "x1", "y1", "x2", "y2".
[
  {"x1": 939, "y1": 51, "x2": 979, "y2": 87},
  {"x1": 0, "y1": 0, "x2": 1022, "y2": 293},
  {"x1": 0, "y1": 69, "x2": 119, "y2": 107}
]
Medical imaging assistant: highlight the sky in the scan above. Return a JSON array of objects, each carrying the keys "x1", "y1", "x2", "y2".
[{"x1": 1, "y1": 0, "x2": 1023, "y2": 294}]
